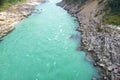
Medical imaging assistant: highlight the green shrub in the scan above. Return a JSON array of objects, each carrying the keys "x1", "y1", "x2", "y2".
[
  {"x1": 0, "y1": 0, "x2": 26, "y2": 11},
  {"x1": 103, "y1": 12, "x2": 120, "y2": 25},
  {"x1": 103, "y1": 0, "x2": 120, "y2": 26}
]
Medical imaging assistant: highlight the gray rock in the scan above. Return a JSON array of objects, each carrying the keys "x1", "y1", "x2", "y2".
[{"x1": 59, "y1": 0, "x2": 120, "y2": 79}]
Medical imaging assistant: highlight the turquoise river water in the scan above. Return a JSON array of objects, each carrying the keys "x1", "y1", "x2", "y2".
[{"x1": 0, "y1": 0, "x2": 99, "y2": 80}]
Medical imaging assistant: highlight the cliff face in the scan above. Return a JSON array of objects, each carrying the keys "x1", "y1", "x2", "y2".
[{"x1": 58, "y1": 0, "x2": 120, "y2": 80}]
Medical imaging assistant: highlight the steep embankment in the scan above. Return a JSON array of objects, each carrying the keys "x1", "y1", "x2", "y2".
[
  {"x1": 0, "y1": 0, "x2": 45, "y2": 38},
  {"x1": 58, "y1": 0, "x2": 120, "y2": 80}
]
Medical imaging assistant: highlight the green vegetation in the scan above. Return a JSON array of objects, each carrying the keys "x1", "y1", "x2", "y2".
[
  {"x1": 65, "y1": 0, "x2": 120, "y2": 25},
  {"x1": 103, "y1": 0, "x2": 120, "y2": 25},
  {"x1": 103, "y1": 12, "x2": 120, "y2": 25},
  {"x1": 107, "y1": 0, "x2": 120, "y2": 11},
  {"x1": 0, "y1": 0, "x2": 26, "y2": 11}
]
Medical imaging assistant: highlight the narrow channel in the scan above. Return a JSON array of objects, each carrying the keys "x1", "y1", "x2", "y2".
[{"x1": 0, "y1": 0, "x2": 99, "y2": 80}]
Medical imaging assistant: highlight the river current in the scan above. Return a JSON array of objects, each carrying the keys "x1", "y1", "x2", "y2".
[{"x1": 0, "y1": 0, "x2": 99, "y2": 80}]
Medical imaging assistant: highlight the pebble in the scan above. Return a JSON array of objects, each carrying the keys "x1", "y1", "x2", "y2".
[{"x1": 107, "y1": 66, "x2": 113, "y2": 71}]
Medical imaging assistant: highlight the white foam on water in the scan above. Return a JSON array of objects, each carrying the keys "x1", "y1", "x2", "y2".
[{"x1": 49, "y1": 0, "x2": 62, "y2": 3}]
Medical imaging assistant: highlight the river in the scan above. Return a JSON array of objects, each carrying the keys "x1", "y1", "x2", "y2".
[{"x1": 0, "y1": 0, "x2": 99, "y2": 80}]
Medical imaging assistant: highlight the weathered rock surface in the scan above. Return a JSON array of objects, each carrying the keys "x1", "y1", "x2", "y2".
[
  {"x1": 58, "y1": 0, "x2": 120, "y2": 80},
  {"x1": 0, "y1": 0, "x2": 45, "y2": 38}
]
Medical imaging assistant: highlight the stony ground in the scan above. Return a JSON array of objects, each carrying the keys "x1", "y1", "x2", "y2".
[
  {"x1": 58, "y1": 0, "x2": 120, "y2": 80},
  {"x1": 0, "y1": 0, "x2": 45, "y2": 38}
]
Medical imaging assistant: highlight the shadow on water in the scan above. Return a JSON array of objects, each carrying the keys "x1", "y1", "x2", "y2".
[
  {"x1": 70, "y1": 33, "x2": 81, "y2": 41},
  {"x1": 0, "y1": 38, "x2": 3, "y2": 42}
]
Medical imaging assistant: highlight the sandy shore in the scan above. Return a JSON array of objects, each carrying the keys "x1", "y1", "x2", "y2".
[{"x1": 0, "y1": 0, "x2": 45, "y2": 38}]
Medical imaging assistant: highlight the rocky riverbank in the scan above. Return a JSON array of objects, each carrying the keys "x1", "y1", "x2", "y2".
[
  {"x1": 0, "y1": 0, "x2": 45, "y2": 38},
  {"x1": 58, "y1": 0, "x2": 120, "y2": 80}
]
